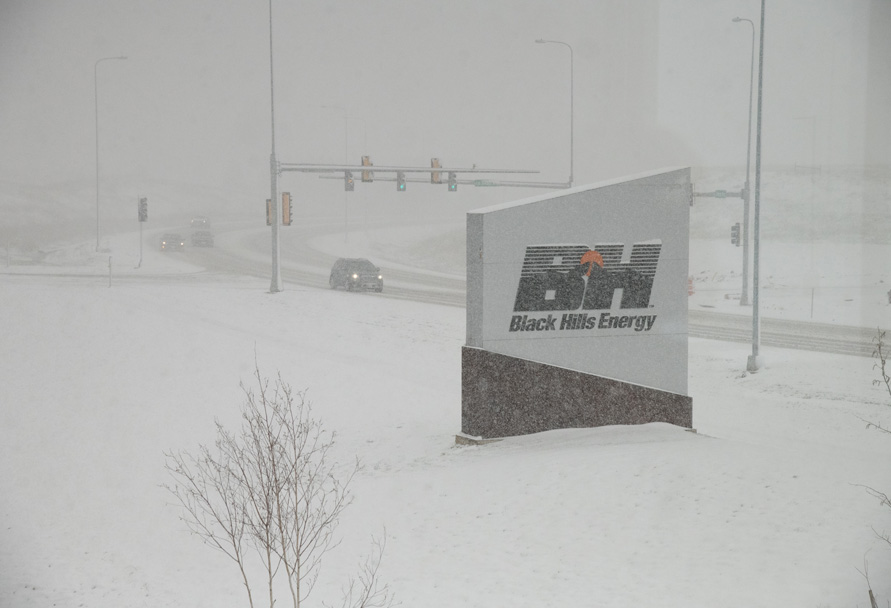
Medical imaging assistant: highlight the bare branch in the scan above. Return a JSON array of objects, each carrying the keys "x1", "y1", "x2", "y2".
[
  {"x1": 163, "y1": 440, "x2": 255, "y2": 608},
  {"x1": 873, "y1": 328, "x2": 891, "y2": 400},
  {"x1": 326, "y1": 532, "x2": 396, "y2": 608},
  {"x1": 164, "y1": 358, "x2": 384, "y2": 608},
  {"x1": 856, "y1": 416, "x2": 891, "y2": 436}
]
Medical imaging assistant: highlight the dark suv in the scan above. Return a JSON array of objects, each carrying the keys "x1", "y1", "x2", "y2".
[{"x1": 329, "y1": 258, "x2": 383, "y2": 292}]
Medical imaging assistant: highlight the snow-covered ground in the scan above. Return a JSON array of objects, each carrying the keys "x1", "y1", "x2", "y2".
[
  {"x1": 2, "y1": 166, "x2": 891, "y2": 606},
  {"x1": 2, "y1": 214, "x2": 891, "y2": 608}
]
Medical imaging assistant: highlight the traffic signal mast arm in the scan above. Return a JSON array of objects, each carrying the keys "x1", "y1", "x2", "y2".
[
  {"x1": 278, "y1": 161, "x2": 575, "y2": 189},
  {"x1": 316, "y1": 174, "x2": 569, "y2": 187},
  {"x1": 692, "y1": 188, "x2": 745, "y2": 199},
  {"x1": 278, "y1": 162, "x2": 539, "y2": 175}
]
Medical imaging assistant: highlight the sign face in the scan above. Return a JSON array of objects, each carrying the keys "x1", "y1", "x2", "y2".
[{"x1": 466, "y1": 168, "x2": 691, "y2": 395}]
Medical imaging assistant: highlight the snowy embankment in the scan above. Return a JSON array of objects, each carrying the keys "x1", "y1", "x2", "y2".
[{"x1": 1, "y1": 220, "x2": 890, "y2": 607}]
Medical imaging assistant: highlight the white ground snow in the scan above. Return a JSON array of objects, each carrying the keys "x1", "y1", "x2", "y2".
[{"x1": 2, "y1": 212, "x2": 891, "y2": 608}]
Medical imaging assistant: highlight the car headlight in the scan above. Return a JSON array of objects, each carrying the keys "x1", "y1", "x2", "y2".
[
  {"x1": 378, "y1": 275, "x2": 382, "y2": 280},
  {"x1": 352, "y1": 273, "x2": 358, "y2": 279}
]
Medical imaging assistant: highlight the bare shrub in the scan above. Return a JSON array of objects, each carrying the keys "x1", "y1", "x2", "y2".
[
  {"x1": 858, "y1": 328, "x2": 891, "y2": 605},
  {"x1": 164, "y1": 362, "x2": 392, "y2": 608}
]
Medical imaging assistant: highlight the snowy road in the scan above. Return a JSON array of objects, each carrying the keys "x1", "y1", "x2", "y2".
[
  {"x1": 17, "y1": 219, "x2": 872, "y2": 357},
  {"x1": 688, "y1": 309, "x2": 876, "y2": 357},
  {"x1": 182, "y1": 221, "x2": 880, "y2": 358},
  {"x1": 182, "y1": 220, "x2": 467, "y2": 307}
]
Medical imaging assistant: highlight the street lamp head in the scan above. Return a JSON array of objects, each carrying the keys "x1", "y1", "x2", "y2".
[
  {"x1": 95, "y1": 55, "x2": 128, "y2": 67},
  {"x1": 732, "y1": 17, "x2": 741, "y2": 22},
  {"x1": 535, "y1": 39, "x2": 545, "y2": 44}
]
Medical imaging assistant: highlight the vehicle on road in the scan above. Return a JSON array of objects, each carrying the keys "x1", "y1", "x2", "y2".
[
  {"x1": 160, "y1": 233, "x2": 185, "y2": 251},
  {"x1": 191, "y1": 230, "x2": 214, "y2": 247},
  {"x1": 190, "y1": 216, "x2": 211, "y2": 230},
  {"x1": 329, "y1": 258, "x2": 383, "y2": 292}
]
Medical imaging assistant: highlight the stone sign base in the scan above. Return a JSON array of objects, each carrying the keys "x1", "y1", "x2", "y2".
[{"x1": 462, "y1": 346, "x2": 693, "y2": 439}]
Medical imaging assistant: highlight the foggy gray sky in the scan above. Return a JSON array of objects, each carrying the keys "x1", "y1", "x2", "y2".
[{"x1": 1, "y1": 0, "x2": 888, "y2": 223}]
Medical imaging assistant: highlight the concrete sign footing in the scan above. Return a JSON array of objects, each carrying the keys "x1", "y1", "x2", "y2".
[{"x1": 461, "y1": 347, "x2": 692, "y2": 439}]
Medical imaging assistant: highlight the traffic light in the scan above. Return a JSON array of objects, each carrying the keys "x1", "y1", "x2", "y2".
[
  {"x1": 430, "y1": 158, "x2": 441, "y2": 184},
  {"x1": 448, "y1": 172, "x2": 457, "y2": 192},
  {"x1": 730, "y1": 222, "x2": 741, "y2": 246},
  {"x1": 344, "y1": 170, "x2": 354, "y2": 191},
  {"x1": 361, "y1": 156, "x2": 373, "y2": 182},
  {"x1": 396, "y1": 171, "x2": 406, "y2": 191},
  {"x1": 282, "y1": 191, "x2": 292, "y2": 226},
  {"x1": 266, "y1": 199, "x2": 272, "y2": 226},
  {"x1": 137, "y1": 197, "x2": 148, "y2": 222}
]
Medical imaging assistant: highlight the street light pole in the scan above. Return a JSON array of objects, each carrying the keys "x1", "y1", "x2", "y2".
[
  {"x1": 733, "y1": 17, "x2": 755, "y2": 307},
  {"x1": 535, "y1": 39, "x2": 573, "y2": 188},
  {"x1": 94, "y1": 55, "x2": 126, "y2": 252},
  {"x1": 747, "y1": 0, "x2": 766, "y2": 373}
]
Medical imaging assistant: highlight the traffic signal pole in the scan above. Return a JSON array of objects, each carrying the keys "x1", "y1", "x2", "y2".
[
  {"x1": 136, "y1": 195, "x2": 146, "y2": 269},
  {"x1": 747, "y1": 0, "x2": 766, "y2": 373},
  {"x1": 270, "y1": 153, "x2": 281, "y2": 293},
  {"x1": 268, "y1": 0, "x2": 282, "y2": 293},
  {"x1": 738, "y1": 17, "x2": 756, "y2": 308}
]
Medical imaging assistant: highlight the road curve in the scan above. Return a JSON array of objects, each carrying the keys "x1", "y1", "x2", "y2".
[
  {"x1": 183, "y1": 220, "x2": 466, "y2": 308},
  {"x1": 183, "y1": 221, "x2": 878, "y2": 358}
]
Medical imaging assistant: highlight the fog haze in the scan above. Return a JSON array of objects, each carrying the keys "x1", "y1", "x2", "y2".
[
  {"x1": 2, "y1": 4, "x2": 891, "y2": 604},
  {"x1": 1, "y1": 0, "x2": 888, "y2": 229}
]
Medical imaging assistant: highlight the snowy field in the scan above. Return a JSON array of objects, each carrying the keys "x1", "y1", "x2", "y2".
[
  {"x1": 1, "y1": 233, "x2": 890, "y2": 607},
  {"x1": 2, "y1": 167, "x2": 891, "y2": 607}
]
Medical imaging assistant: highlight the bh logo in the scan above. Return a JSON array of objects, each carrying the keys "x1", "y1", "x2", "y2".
[{"x1": 513, "y1": 242, "x2": 662, "y2": 312}]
